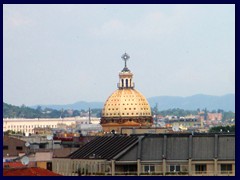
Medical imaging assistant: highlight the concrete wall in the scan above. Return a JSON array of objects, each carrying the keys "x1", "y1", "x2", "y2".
[
  {"x1": 37, "y1": 161, "x2": 47, "y2": 169},
  {"x1": 52, "y1": 158, "x2": 235, "y2": 176},
  {"x1": 52, "y1": 158, "x2": 107, "y2": 176}
]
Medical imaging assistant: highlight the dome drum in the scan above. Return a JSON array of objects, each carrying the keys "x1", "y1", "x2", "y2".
[{"x1": 100, "y1": 116, "x2": 153, "y2": 125}]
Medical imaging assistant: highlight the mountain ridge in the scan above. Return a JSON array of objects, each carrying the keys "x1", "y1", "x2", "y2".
[{"x1": 30, "y1": 94, "x2": 235, "y2": 112}]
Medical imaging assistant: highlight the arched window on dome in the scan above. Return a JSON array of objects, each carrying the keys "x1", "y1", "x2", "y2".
[
  {"x1": 126, "y1": 79, "x2": 128, "y2": 87},
  {"x1": 122, "y1": 79, "x2": 124, "y2": 88}
]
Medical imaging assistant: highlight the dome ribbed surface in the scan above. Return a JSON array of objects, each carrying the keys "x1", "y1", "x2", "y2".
[{"x1": 102, "y1": 88, "x2": 152, "y2": 118}]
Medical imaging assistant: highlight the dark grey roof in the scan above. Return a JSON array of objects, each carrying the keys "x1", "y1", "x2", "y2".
[
  {"x1": 118, "y1": 133, "x2": 235, "y2": 161},
  {"x1": 68, "y1": 133, "x2": 235, "y2": 161},
  {"x1": 68, "y1": 135, "x2": 138, "y2": 160},
  {"x1": 192, "y1": 136, "x2": 215, "y2": 160},
  {"x1": 218, "y1": 136, "x2": 235, "y2": 159}
]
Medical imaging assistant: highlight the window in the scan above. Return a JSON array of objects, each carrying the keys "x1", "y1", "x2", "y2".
[
  {"x1": 123, "y1": 165, "x2": 137, "y2": 173},
  {"x1": 144, "y1": 165, "x2": 155, "y2": 173},
  {"x1": 221, "y1": 164, "x2": 232, "y2": 174},
  {"x1": 3, "y1": 146, "x2": 8, "y2": 150},
  {"x1": 16, "y1": 146, "x2": 23, "y2": 150},
  {"x1": 39, "y1": 144, "x2": 46, "y2": 149},
  {"x1": 170, "y1": 165, "x2": 180, "y2": 172},
  {"x1": 195, "y1": 164, "x2": 206, "y2": 174}
]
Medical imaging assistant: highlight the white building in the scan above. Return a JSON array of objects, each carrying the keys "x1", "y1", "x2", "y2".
[{"x1": 3, "y1": 117, "x2": 100, "y2": 134}]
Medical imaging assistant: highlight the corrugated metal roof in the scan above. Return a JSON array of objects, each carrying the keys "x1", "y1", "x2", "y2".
[
  {"x1": 68, "y1": 135, "x2": 138, "y2": 160},
  {"x1": 67, "y1": 133, "x2": 235, "y2": 161}
]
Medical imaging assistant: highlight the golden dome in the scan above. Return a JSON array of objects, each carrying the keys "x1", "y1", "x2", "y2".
[
  {"x1": 102, "y1": 88, "x2": 152, "y2": 118},
  {"x1": 100, "y1": 53, "x2": 153, "y2": 132}
]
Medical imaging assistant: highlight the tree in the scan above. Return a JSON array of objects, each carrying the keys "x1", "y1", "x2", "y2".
[
  {"x1": 73, "y1": 110, "x2": 80, "y2": 117},
  {"x1": 209, "y1": 125, "x2": 235, "y2": 133},
  {"x1": 222, "y1": 111, "x2": 235, "y2": 122},
  {"x1": 217, "y1": 109, "x2": 224, "y2": 113},
  {"x1": 36, "y1": 106, "x2": 42, "y2": 112},
  {"x1": 4, "y1": 130, "x2": 16, "y2": 135}
]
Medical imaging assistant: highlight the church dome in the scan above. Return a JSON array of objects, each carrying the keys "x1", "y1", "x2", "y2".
[
  {"x1": 102, "y1": 89, "x2": 152, "y2": 118},
  {"x1": 100, "y1": 53, "x2": 153, "y2": 132}
]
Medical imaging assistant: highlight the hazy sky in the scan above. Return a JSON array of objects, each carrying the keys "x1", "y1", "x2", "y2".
[{"x1": 3, "y1": 4, "x2": 235, "y2": 106}]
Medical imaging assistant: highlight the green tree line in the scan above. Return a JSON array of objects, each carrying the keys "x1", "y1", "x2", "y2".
[
  {"x1": 3, "y1": 102, "x2": 102, "y2": 118},
  {"x1": 209, "y1": 125, "x2": 235, "y2": 133}
]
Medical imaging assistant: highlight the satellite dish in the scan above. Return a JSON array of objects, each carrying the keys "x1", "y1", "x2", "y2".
[
  {"x1": 25, "y1": 142, "x2": 30, "y2": 147},
  {"x1": 21, "y1": 156, "x2": 29, "y2": 165},
  {"x1": 172, "y1": 125, "x2": 179, "y2": 132},
  {"x1": 47, "y1": 135, "x2": 53, "y2": 140},
  {"x1": 159, "y1": 122, "x2": 166, "y2": 127}
]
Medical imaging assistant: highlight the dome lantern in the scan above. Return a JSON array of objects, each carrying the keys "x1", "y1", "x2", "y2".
[{"x1": 118, "y1": 53, "x2": 135, "y2": 89}]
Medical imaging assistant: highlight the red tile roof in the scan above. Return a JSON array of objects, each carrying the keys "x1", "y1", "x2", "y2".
[
  {"x1": 3, "y1": 162, "x2": 25, "y2": 168},
  {"x1": 3, "y1": 167, "x2": 61, "y2": 176}
]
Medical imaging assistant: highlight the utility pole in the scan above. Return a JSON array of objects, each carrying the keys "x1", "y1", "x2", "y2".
[{"x1": 89, "y1": 108, "x2": 91, "y2": 124}]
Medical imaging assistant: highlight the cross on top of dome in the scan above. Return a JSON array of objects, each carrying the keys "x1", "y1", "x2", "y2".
[{"x1": 121, "y1": 52, "x2": 130, "y2": 72}]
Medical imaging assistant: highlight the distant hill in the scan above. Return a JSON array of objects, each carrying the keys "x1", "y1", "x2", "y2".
[
  {"x1": 148, "y1": 94, "x2": 235, "y2": 112},
  {"x1": 3, "y1": 102, "x2": 42, "y2": 118},
  {"x1": 32, "y1": 101, "x2": 104, "y2": 111},
  {"x1": 31, "y1": 94, "x2": 235, "y2": 112}
]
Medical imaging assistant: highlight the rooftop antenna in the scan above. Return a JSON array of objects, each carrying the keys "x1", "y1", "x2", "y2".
[{"x1": 172, "y1": 125, "x2": 179, "y2": 132}]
